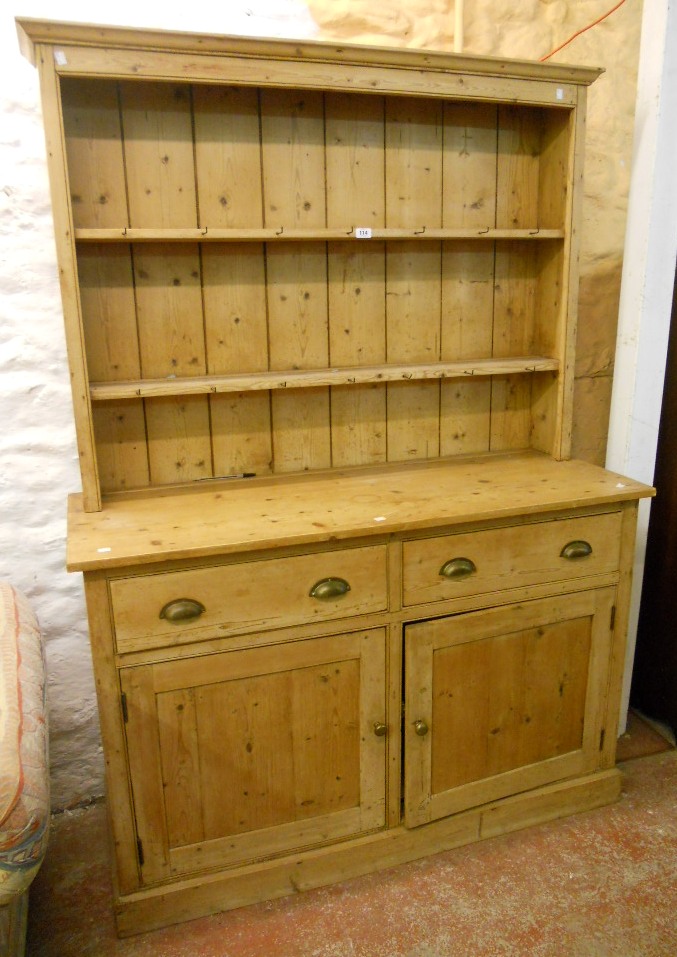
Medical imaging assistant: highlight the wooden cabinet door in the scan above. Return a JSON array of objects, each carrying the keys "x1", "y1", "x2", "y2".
[
  {"x1": 121, "y1": 628, "x2": 387, "y2": 885},
  {"x1": 404, "y1": 589, "x2": 616, "y2": 827}
]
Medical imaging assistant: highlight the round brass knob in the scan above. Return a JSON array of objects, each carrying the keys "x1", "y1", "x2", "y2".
[
  {"x1": 414, "y1": 719, "x2": 429, "y2": 737},
  {"x1": 373, "y1": 722, "x2": 387, "y2": 737}
]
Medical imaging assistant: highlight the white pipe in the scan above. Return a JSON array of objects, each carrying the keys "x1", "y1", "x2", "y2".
[
  {"x1": 454, "y1": 0, "x2": 464, "y2": 53},
  {"x1": 606, "y1": 0, "x2": 677, "y2": 731}
]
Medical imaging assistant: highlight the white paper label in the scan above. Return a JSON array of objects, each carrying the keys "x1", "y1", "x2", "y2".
[
  {"x1": 54, "y1": 50, "x2": 68, "y2": 66},
  {"x1": 356, "y1": 227, "x2": 372, "y2": 239},
  {"x1": 556, "y1": 88, "x2": 564, "y2": 101}
]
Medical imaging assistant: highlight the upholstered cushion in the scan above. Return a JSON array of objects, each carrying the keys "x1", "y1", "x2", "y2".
[{"x1": 0, "y1": 583, "x2": 49, "y2": 904}]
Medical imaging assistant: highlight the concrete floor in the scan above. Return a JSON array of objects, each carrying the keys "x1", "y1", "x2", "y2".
[{"x1": 26, "y1": 715, "x2": 677, "y2": 957}]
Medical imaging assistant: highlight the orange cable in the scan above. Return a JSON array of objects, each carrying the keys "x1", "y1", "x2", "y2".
[{"x1": 539, "y1": 0, "x2": 627, "y2": 61}]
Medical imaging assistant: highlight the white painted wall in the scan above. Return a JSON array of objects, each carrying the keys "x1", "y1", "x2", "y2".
[
  {"x1": 607, "y1": 0, "x2": 677, "y2": 729},
  {"x1": 0, "y1": 0, "x2": 318, "y2": 810}
]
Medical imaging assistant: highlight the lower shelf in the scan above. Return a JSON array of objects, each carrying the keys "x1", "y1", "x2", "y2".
[{"x1": 113, "y1": 767, "x2": 621, "y2": 937}]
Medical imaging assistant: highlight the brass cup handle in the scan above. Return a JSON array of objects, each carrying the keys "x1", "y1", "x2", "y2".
[
  {"x1": 560, "y1": 540, "x2": 593, "y2": 561},
  {"x1": 439, "y1": 557, "x2": 477, "y2": 580},
  {"x1": 414, "y1": 719, "x2": 429, "y2": 737},
  {"x1": 159, "y1": 598, "x2": 206, "y2": 623},
  {"x1": 309, "y1": 577, "x2": 351, "y2": 601}
]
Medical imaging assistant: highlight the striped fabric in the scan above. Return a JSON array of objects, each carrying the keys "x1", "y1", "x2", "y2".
[{"x1": 0, "y1": 583, "x2": 49, "y2": 906}]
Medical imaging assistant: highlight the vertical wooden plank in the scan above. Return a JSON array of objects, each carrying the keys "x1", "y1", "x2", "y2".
[
  {"x1": 120, "y1": 665, "x2": 171, "y2": 884},
  {"x1": 330, "y1": 385, "x2": 386, "y2": 468},
  {"x1": 37, "y1": 54, "x2": 101, "y2": 509},
  {"x1": 537, "y1": 108, "x2": 570, "y2": 231},
  {"x1": 387, "y1": 245, "x2": 441, "y2": 361},
  {"x1": 132, "y1": 245, "x2": 206, "y2": 377},
  {"x1": 386, "y1": 620, "x2": 403, "y2": 828},
  {"x1": 431, "y1": 640, "x2": 491, "y2": 793},
  {"x1": 267, "y1": 243, "x2": 330, "y2": 471},
  {"x1": 601, "y1": 505, "x2": 639, "y2": 768},
  {"x1": 531, "y1": 241, "x2": 565, "y2": 456},
  {"x1": 484, "y1": 631, "x2": 526, "y2": 778},
  {"x1": 142, "y1": 396, "x2": 212, "y2": 486},
  {"x1": 325, "y1": 93, "x2": 385, "y2": 228},
  {"x1": 119, "y1": 81, "x2": 197, "y2": 228},
  {"x1": 77, "y1": 245, "x2": 140, "y2": 381},
  {"x1": 386, "y1": 380, "x2": 441, "y2": 462},
  {"x1": 327, "y1": 246, "x2": 385, "y2": 359},
  {"x1": 77, "y1": 244, "x2": 149, "y2": 491},
  {"x1": 540, "y1": 101, "x2": 581, "y2": 460},
  {"x1": 92, "y1": 402, "x2": 149, "y2": 493},
  {"x1": 328, "y1": 243, "x2": 386, "y2": 466},
  {"x1": 202, "y1": 244, "x2": 268, "y2": 372},
  {"x1": 194, "y1": 87, "x2": 270, "y2": 475},
  {"x1": 82, "y1": 573, "x2": 139, "y2": 894},
  {"x1": 357, "y1": 628, "x2": 388, "y2": 829},
  {"x1": 442, "y1": 102, "x2": 497, "y2": 229},
  {"x1": 491, "y1": 241, "x2": 538, "y2": 451},
  {"x1": 210, "y1": 392, "x2": 272, "y2": 477},
  {"x1": 271, "y1": 388, "x2": 331, "y2": 473},
  {"x1": 385, "y1": 96, "x2": 443, "y2": 228},
  {"x1": 193, "y1": 85, "x2": 263, "y2": 228},
  {"x1": 440, "y1": 104, "x2": 497, "y2": 456},
  {"x1": 61, "y1": 77, "x2": 128, "y2": 227},
  {"x1": 61, "y1": 75, "x2": 135, "y2": 497},
  {"x1": 404, "y1": 623, "x2": 435, "y2": 824},
  {"x1": 157, "y1": 688, "x2": 204, "y2": 848},
  {"x1": 440, "y1": 242, "x2": 494, "y2": 455},
  {"x1": 267, "y1": 244, "x2": 328, "y2": 371},
  {"x1": 133, "y1": 245, "x2": 212, "y2": 484},
  {"x1": 529, "y1": 108, "x2": 573, "y2": 458},
  {"x1": 489, "y1": 374, "x2": 532, "y2": 452},
  {"x1": 202, "y1": 243, "x2": 272, "y2": 476},
  {"x1": 440, "y1": 380, "x2": 492, "y2": 457},
  {"x1": 260, "y1": 88, "x2": 325, "y2": 228},
  {"x1": 386, "y1": 245, "x2": 441, "y2": 462},
  {"x1": 496, "y1": 105, "x2": 541, "y2": 229},
  {"x1": 291, "y1": 660, "x2": 361, "y2": 819},
  {"x1": 197, "y1": 673, "x2": 295, "y2": 839},
  {"x1": 325, "y1": 94, "x2": 386, "y2": 466},
  {"x1": 546, "y1": 619, "x2": 590, "y2": 756},
  {"x1": 121, "y1": 81, "x2": 209, "y2": 486},
  {"x1": 557, "y1": 91, "x2": 587, "y2": 460},
  {"x1": 492, "y1": 243, "x2": 537, "y2": 354},
  {"x1": 385, "y1": 97, "x2": 442, "y2": 462},
  {"x1": 261, "y1": 90, "x2": 328, "y2": 472}
]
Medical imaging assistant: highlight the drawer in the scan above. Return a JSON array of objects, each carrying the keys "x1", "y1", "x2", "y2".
[
  {"x1": 110, "y1": 545, "x2": 388, "y2": 651},
  {"x1": 402, "y1": 511, "x2": 622, "y2": 607}
]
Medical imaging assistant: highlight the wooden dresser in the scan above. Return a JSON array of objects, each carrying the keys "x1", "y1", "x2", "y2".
[{"x1": 18, "y1": 18, "x2": 653, "y2": 935}]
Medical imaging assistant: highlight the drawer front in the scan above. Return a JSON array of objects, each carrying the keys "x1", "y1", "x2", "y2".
[
  {"x1": 111, "y1": 545, "x2": 388, "y2": 649},
  {"x1": 402, "y1": 512, "x2": 622, "y2": 607}
]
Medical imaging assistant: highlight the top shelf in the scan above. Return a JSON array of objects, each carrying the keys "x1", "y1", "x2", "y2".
[{"x1": 74, "y1": 227, "x2": 565, "y2": 244}]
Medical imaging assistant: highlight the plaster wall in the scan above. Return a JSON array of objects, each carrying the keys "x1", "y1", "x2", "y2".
[{"x1": 0, "y1": 0, "x2": 642, "y2": 808}]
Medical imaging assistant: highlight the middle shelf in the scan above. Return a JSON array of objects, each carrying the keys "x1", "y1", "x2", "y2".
[
  {"x1": 74, "y1": 227, "x2": 565, "y2": 244},
  {"x1": 89, "y1": 356, "x2": 560, "y2": 401}
]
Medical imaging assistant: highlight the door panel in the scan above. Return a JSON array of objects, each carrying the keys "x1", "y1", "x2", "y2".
[
  {"x1": 122, "y1": 628, "x2": 387, "y2": 883},
  {"x1": 404, "y1": 589, "x2": 615, "y2": 827}
]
